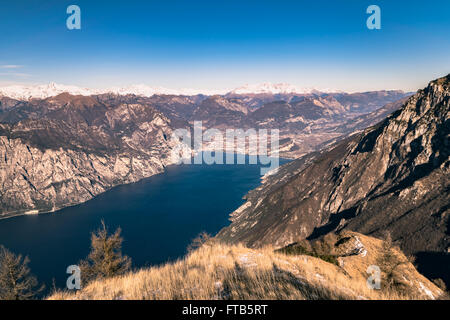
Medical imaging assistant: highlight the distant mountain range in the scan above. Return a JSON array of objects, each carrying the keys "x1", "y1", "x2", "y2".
[
  {"x1": 228, "y1": 82, "x2": 338, "y2": 95},
  {"x1": 0, "y1": 81, "x2": 405, "y2": 100}
]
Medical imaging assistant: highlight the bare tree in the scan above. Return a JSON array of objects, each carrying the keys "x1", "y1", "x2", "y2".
[
  {"x1": 376, "y1": 233, "x2": 408, "y2": 292},
  {"x1": 0, "y1": 246, "x2": 43, "y2": 300},
  {"x1": 80, "y1": 220, "x2": 131, "y2": 285}
]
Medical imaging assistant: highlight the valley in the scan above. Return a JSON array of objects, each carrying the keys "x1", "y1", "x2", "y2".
[{"x1": 0, "y1": 84, "x2": 410, "y2": 218}]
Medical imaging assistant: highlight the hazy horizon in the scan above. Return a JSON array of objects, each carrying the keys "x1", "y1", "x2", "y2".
[{"x1": 0, "y1": 79, "x2": 423, "y2": 95}]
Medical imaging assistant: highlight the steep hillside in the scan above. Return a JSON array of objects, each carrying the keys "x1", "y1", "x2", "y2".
[
  {"x1": 49, "y1": 231, "x2": 443, "y2": 300},
  {"x1": 0, "y1": 94, "x2": 186, "y2": 218},
  {"x1": 216, "y1": 75, "x2": 449, "y2": 282}
]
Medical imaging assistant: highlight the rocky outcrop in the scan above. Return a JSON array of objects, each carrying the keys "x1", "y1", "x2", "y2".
[
  {"x1": 216, "y1": 75, "x2": 449, "y2": 282},
  {"x1": 0, "y1": 94, "x2": 185, "y2": 218}
]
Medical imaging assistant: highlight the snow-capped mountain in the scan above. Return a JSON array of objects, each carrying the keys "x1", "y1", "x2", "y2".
[
  {"x1": 0, "y1": 82, "x2": 339, "y2": 100},
  {"x1": 0, "y1": 82, "x2": 228, "y2": 100},
  {"x1": 107, "y1": 85, "x2": 228, "y2": 97},
  {"x1": 0, "y1": 82, "x2": 102, "y2": 100},
  {"x1": 229, "y1": 82, "x2": 337, "y2": 95}
]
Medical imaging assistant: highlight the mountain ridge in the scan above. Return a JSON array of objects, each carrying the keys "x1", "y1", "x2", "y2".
[
  {"x1": 216, "y1": 74, "x2": 449, "y2": 283},
  {"x1": 0, "y1": 81, "x2": 410, "y2": 100}
]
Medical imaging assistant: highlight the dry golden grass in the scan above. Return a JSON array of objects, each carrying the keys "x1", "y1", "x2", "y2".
[{"x1": 48, "y1": 232, "x2": 443, "y2": 300}]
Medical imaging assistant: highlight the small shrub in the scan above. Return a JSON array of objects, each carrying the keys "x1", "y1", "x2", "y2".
[
  {"x1": 0, "y1": 246, "x2": 44, "y2": 300},
  {"x1": 376, "y1": 233, "x2": 408, "y2": 293},
  {"x1": 79, "y1": 220, "x2": 131, "y2": 285},
  {"x1": 187, "y1": 232, "x2": 214, "y2": 253},
  {"x1": 432, "y1": 278, "x2": 447, "y2": 291},
  {"x1": 276, "y1": 243, "x2": 339, "y2": 266}
]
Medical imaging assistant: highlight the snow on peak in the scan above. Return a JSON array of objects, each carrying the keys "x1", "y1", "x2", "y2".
[
  {"x1": 229, "y1": 82, "x2": 338, "y2": 95},
  {"x1": 0, "y1": 83, "x2": 100, "y2": 100},
  {"x1": 0, "y1": 82, "x2": 339, "y2": 100},
  {"x1": 107, "y1": 84, "x2": 177, "y2": 97},
  {"x1": 0, "y1": 83, "x2": 229, "y2": 100},
  {"x1": 106, "y1": 84, "x2": 228, "y2": 96},
  {"x1": 230, "y1": 83, "x2": 309, "y2": 95}
]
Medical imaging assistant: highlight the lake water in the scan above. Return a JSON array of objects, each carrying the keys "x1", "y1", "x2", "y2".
[{"x1": 0, "y1": 155, "x2": 288, "y2": 295}]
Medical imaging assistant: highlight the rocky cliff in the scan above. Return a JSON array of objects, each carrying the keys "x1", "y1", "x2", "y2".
[{"x1": 0, "y1": 94, "x2": 185, "y2": 218}]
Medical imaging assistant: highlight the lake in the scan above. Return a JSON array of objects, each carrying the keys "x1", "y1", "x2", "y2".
[{"x1": 0, "y1": 155, "x2": 288, "y2": 295}]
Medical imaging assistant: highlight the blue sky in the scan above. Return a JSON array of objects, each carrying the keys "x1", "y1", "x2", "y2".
[{"x1": 0, "y1": 0, "x2": 449, "y2": 91}]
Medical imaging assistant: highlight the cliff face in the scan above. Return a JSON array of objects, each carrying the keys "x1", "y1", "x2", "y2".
[
  {"x1": 0, "y1": 94, "x2": 184, "y2": 218},
  {"x1": 217, "y1": 75, "x2": 449, "y2": 260}
]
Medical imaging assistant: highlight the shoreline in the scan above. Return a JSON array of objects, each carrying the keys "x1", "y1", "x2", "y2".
[{"x1": 0, "y1": 152, "x2": 292, "y2": 222}]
